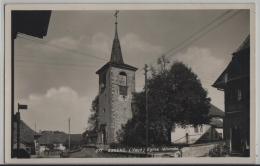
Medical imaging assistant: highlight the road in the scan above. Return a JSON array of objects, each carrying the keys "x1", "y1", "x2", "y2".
[{"x1": 68, "y1": 147, "x2": 126, "y2": 158}]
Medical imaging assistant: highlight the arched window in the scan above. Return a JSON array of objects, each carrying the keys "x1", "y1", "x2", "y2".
[
  {"x1": 99, "y1": 71, "x2": 106, "y2": 93},
  {"x1": 118, "y1": 71, "x2": 127, "y2": 96}
]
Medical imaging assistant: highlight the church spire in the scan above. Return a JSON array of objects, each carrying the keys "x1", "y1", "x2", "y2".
[{"x1": 110, "y1": 10, "x2": 124, "y2": 64}]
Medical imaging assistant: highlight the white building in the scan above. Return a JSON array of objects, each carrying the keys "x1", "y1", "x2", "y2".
[{"x1": 171, "y1": 104, "x2": 224, "y2": 144}]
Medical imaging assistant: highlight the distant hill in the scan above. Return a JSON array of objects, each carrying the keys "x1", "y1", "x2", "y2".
[
  {"x1": 13, "y1": 121, "x2": 83, "y2": 146},
  {"x1": 38, "y1": 131, "x2": 83, "y2": 146}
]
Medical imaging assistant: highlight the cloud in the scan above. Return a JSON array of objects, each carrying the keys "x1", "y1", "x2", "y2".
[
  {"x1": 119, "y1": 33, "x2": 164, "y2": 92},
  {"x1": 19, "y1": 86, "x2": 92, "y2": 134},
  {"x1": 121, "y1": 33, "x2": 164, "y2": 67},
  {"x1": 45, "y1": 33, "x2": 111, "y2": 60},
  {"x1": 171, "y1": 46, "x2": 225, "y2": 86},
  {"x1": 48, "y1": 36, "x2": 79, "y2": 50},
  {"x1": 85, "y1": 32, "x2": 111, "y2": 56}
]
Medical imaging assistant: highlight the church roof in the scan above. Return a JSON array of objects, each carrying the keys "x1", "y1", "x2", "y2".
[
  {"x1": 96, "y1": 62, "x2": 137, "y2": 74},
  {"x1": 110, "y1": 24, "x2": 124, "y2": 64},
  {"x1": 96, "y1": 12, "x2": 137, "y2": 74}
]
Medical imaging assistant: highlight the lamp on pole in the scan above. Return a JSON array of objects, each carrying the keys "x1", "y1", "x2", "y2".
[{"x1": 16, "y1": 103, "x2": 28, "y2": 158}]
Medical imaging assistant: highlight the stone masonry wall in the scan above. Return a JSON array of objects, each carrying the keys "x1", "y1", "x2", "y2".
[{"x1": 109, "y1": 66, "x2": 135, "y2": 143}]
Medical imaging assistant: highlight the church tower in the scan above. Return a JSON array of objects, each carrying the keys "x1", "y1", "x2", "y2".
[{"x1": 96, "y1": 11, "x2": 137, "y2": 144}]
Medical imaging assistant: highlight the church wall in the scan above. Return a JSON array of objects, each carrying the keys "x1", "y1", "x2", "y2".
[
  {"x1": 97, "y1": 69, "x2": 112, "y2": 144},
  {"x1": 109, "y1": 66, "x2": 135, "y2": 143}
]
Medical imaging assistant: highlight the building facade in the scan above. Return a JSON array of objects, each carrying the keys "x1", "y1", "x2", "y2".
[
  {"x1": 96, "y1": 17, "x2": 137, "y2": 144},
  {"x1": 171, "y1": 104, "x2": 224, "y2": 144},
  {"x1": 212, "y1": 36, "x2": 250, "y2": 156}
]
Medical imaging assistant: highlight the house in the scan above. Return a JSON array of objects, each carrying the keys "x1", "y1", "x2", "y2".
[
  {"x1": 212, "y1": 36, "x2": 250, "y2": 156},
  {"x1": 13, "y1": 120, "x2": 37, "y2": 156},
  {"x1": 11, "y1": 11, "x2": 51, "y2": 158},
  {"x1": 66, "y1": 134, "x2": 84, "y2": 149},
  {"x1": 38, "y1": 130, "x2": 67, "y2": 155},
  {"x1": 82, "y1": 130, "x2": 98, "y2": 145},
  {"x1": 171, "y1": 104, "x2": 224, "y2": 145},
  {"x1": 37, "y1": 130, "x2": 83, "y2": 155}
]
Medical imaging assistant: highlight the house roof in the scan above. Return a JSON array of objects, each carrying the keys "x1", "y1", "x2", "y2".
[
  {"x1": 96, "y1": 17, "x2": 137, "y2": 75},
  {"x1": 212, "y1": 35, "x2": 250, "y2": 89},
  {"x1": 110, "y1": 23, "x2": 124, "y2": 64},
  {"x1": 69, "y1": 134, "x2": 83, "y2": 145},
  {"x1": 208, "y1": 104, "x2": 224, "y2": 118},
  {"x1": 12, "y1": 11, "x2": 51, "y2": 39},
  {"x1": 38, "y1": 131, "x2": 83, "y2": 145},
  {"x1": 38, "y1": 131, "x2": 67, "y2": 145},
  {"x1": 96, "y1": 62, "x2": 138, "y2": 74},
  {"x1": 209, "y1": 118, "x2": 223, "y2": 128},
  {"x1": 13, "y1": 120, "x2": 36, "y2": 144}
]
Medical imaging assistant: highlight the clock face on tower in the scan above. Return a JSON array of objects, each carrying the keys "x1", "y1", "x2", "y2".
[{"x1": 116, "y1": 74, "x2": 127, "y2": 86}]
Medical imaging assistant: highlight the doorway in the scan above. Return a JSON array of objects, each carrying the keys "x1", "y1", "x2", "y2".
[{"x1": 100, "y1": 124, "x2": 107, "y2": 144}]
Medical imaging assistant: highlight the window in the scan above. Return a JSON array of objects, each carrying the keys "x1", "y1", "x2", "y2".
[
  {"x1": 119, "y1": 85, "x2": 127, "y2": 96},
  {"x1": 224, "y1": 73, "x2": 228, "y2": 83},
  {"x1": 99, "y1": 72, "x2": 106, "y2": 93},
  {"x1": 194, "y1": 126, "x2": 199, "y2": 133},
  {"x1": 118, "y1": 72, "x2": 127, "y2": 86},
  {"x1": 200, "y1": 125, "x2": 203, "y2": 133},
  {"x1": 237, "y1": 89, "x2": 242, "y2": 101},
  {"x1": 118, "y1": 72, "x2": 127, "y2": 96}
]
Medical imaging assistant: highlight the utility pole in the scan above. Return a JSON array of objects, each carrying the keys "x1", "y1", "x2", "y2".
[
  {"x1": 11, "y1": 28, "x2": 15, "y2": 158},
  {"x1": 68, "y1": 117, "x2": 71, "y2": 151},
  {"x1": 16, "y1": 111, "x2": 20, "y2": 158},
  {"x1": 16, "y1": 103, "x2": 28, "y2": 158},
  {"x1": 144, "y1": 64, "x2": 149, "y2": 155},
  {"x1": 35, "y1": 121, "x2": 37, "y2": 132}
]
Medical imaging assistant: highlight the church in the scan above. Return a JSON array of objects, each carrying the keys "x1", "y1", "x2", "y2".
[{"x1": 95, "y1": 12, "x2": 138, "y2": 145}]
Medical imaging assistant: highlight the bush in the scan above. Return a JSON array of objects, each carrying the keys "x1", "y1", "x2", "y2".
[{"x1": 209, "y1": 144, "x2": 229, "y2": 157}]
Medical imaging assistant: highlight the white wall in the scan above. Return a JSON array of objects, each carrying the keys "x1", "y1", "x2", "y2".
[{"x1": 171, "y1": 124, "x2": 212, "y2": 144}]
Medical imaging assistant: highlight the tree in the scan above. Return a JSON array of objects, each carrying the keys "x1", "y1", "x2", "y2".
[
  {"x1": 118, "y1": 59, "x2": 211, "y2": 146},
  {"x1": 82, "y1": 95, "x2": 99, "y2": 138}
]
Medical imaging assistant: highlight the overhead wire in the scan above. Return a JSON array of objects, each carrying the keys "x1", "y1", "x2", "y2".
[
  {"x1": 140, "y1": 10, "x2": 241, "y2": 73},
  {"x1": 16, "y1": 33, "x2": 108, "y2": 62}
]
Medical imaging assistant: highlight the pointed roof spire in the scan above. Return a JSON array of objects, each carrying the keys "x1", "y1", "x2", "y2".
[{"x1": 110, "y1": 10, "x2": 124, "y2": 64}]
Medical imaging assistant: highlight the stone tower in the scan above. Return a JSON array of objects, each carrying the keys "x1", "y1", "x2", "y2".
[{"x1": 96, "y1": 12, "x2": 137, "y2": 144}]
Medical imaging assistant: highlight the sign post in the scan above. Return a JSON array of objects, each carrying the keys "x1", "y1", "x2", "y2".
[{"x1": 16, "y1": 103, "x2": 28, "y2": 158}]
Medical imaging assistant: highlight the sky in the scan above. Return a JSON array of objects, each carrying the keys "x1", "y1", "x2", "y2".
[{"x1": 14, "y1": 9, "x2": 249, "y2": 134}]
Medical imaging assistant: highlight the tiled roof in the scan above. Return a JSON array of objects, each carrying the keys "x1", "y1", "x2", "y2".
[
  {"x1": 208, "y1": 104, "x2": 224, "y2": 118},
  {"x1": 13, "y1": 120, "x2": 36, "y2": 144},
  {"x1": 110, "y1": 26, "x2": 124, "y2": 64},
  {"x1": 38, "y1": 131, "x2": 83, "y2": 145},
  {"x1": 96, "y1": 21, "x2": 138, "y2": 74},
  {"x1": 212, "y1": 35, "x2": 250, "y2": 89},
  {"x1": 38, "y1": 131, "x2": 67, "y2": 145}
]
